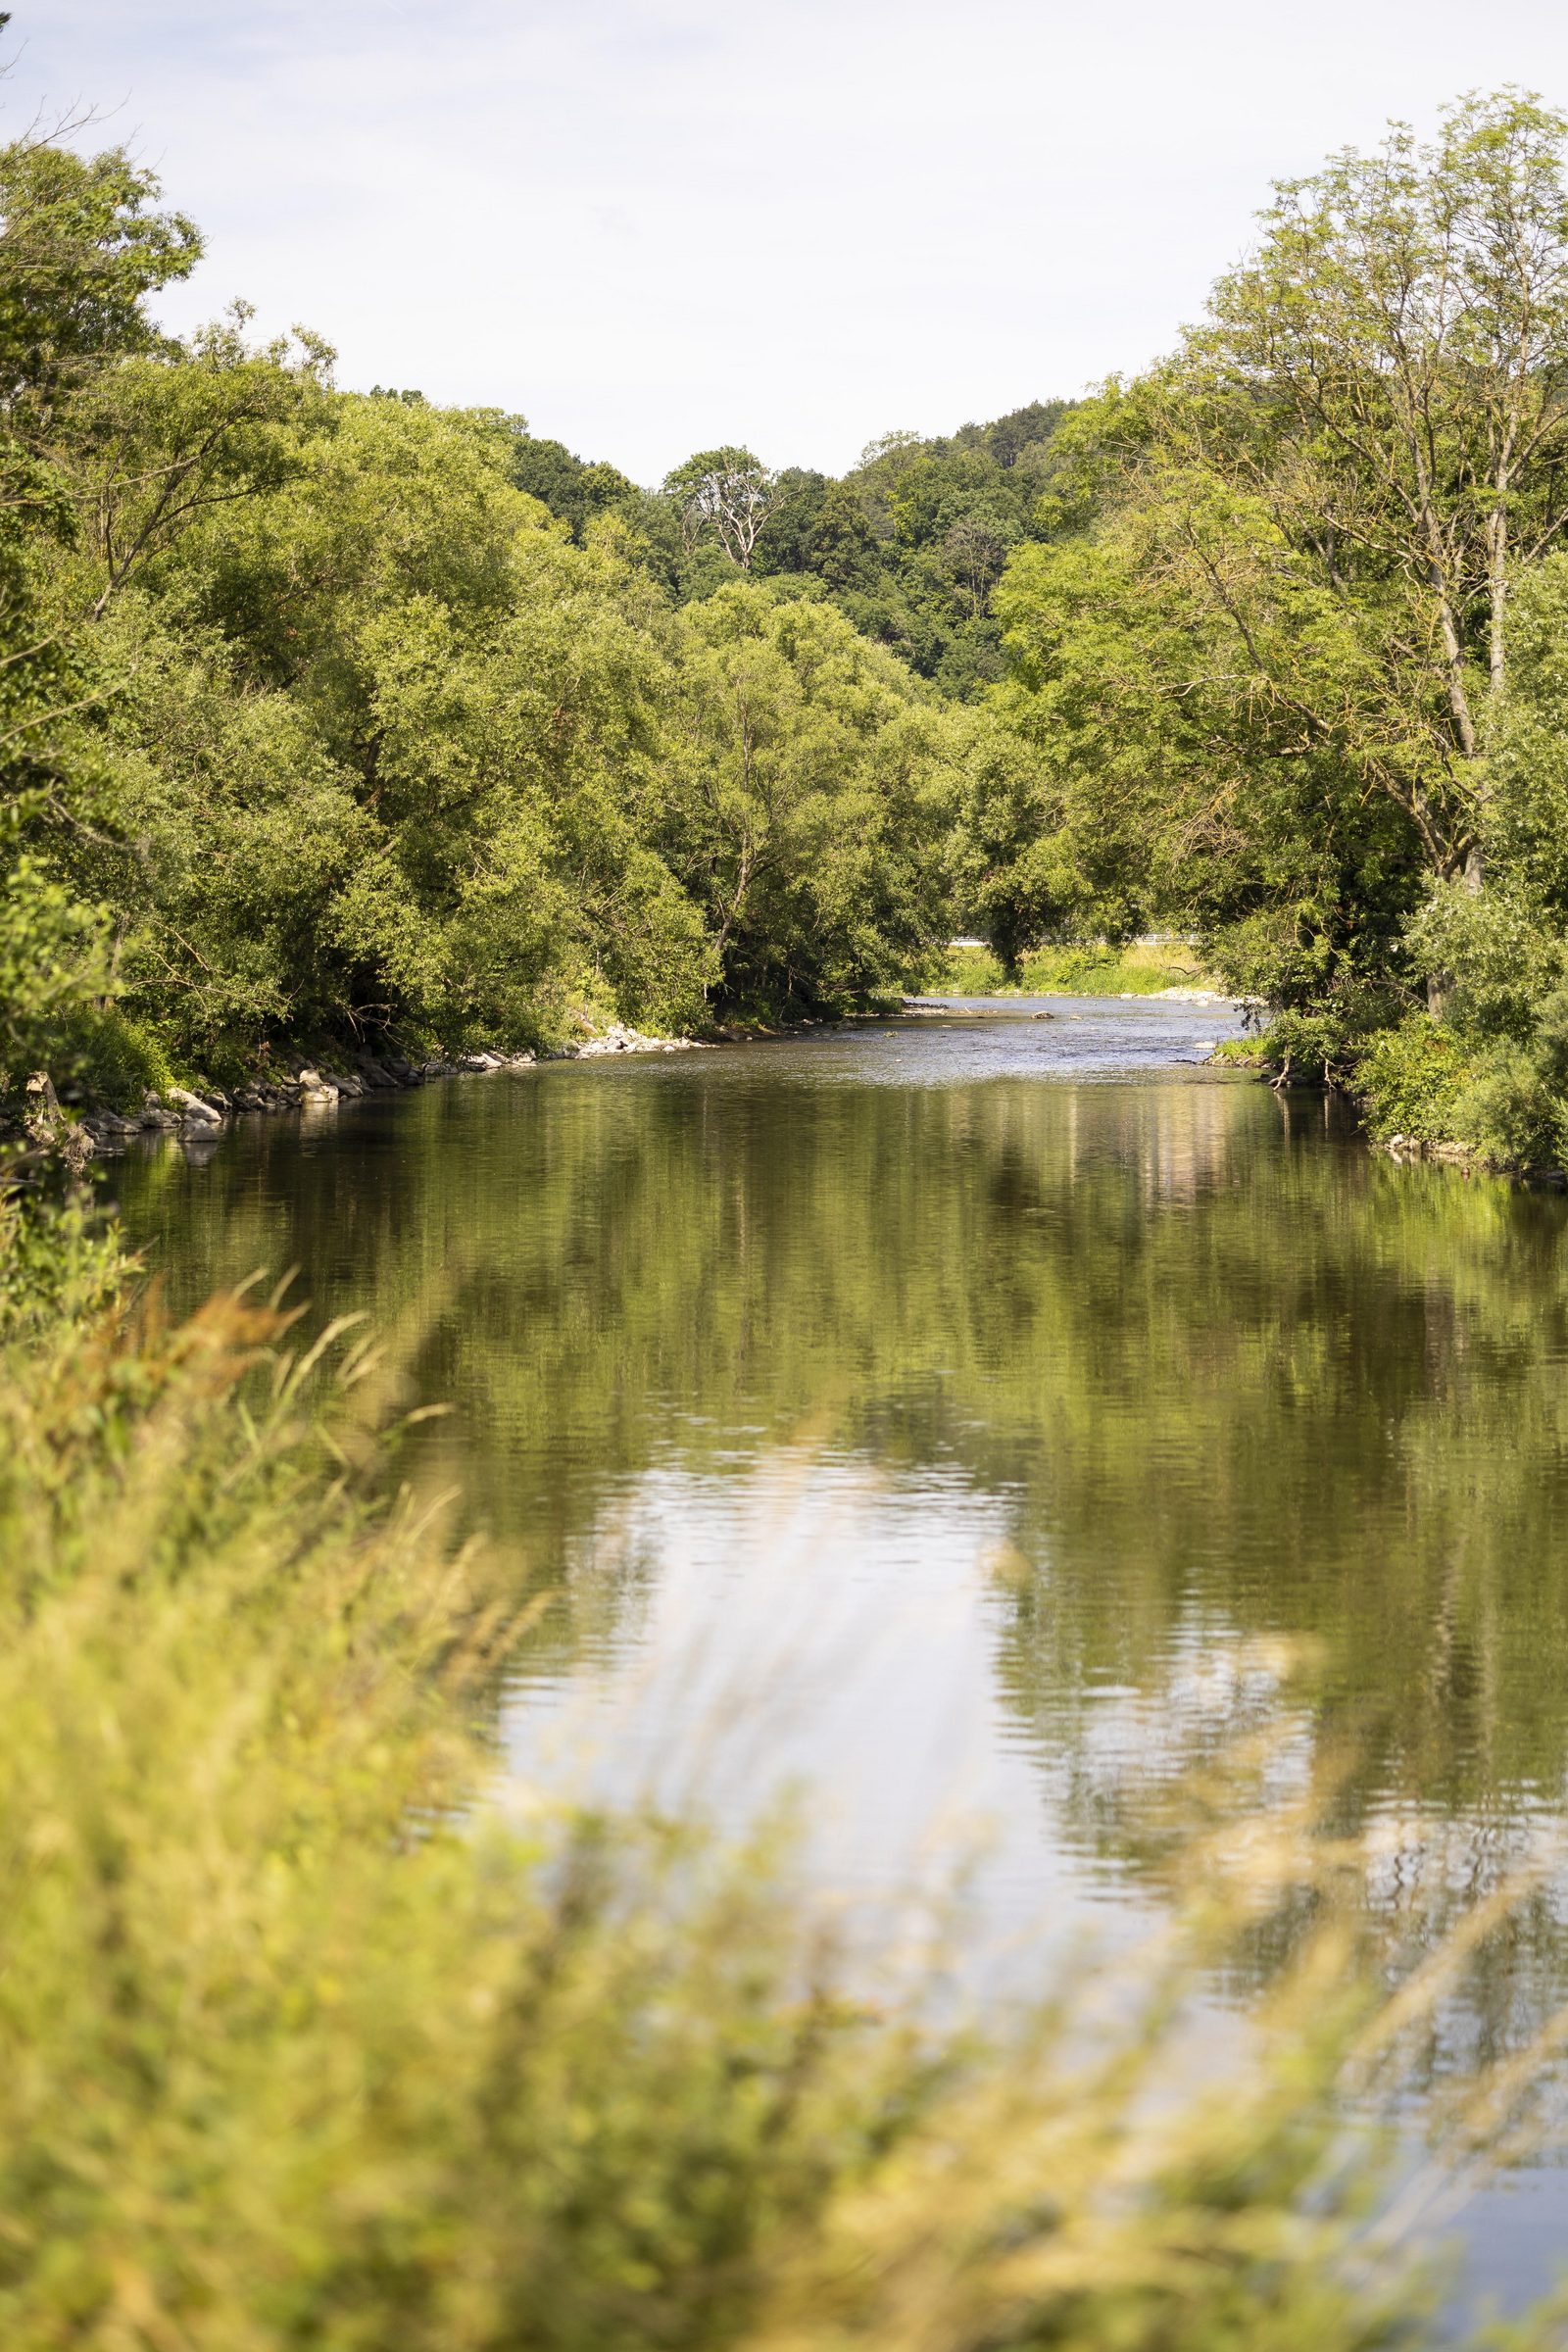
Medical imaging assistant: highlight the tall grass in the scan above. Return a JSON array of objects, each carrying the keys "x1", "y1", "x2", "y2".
[{"x1": 0, "y1": 1256, "x2": 1561, "y2": 2347}]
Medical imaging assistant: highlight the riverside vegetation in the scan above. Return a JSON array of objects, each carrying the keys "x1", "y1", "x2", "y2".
[
  {"x1": 16, "y1": 85, "x2": 1568, "y2": 1151},
  {"x1": 9, "y1": 32, "x2": 1568, "y2": 2345}
]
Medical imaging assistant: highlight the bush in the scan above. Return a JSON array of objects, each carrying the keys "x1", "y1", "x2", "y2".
[
  {"x1": 1351, "y1": 1020, "x2": 1473, "y2": 1143},
  {"x1": 57, "y1": 1003, "x2": 174, "y2": 1106},
  {"x1": 1016, "y1": 940, "x2": 1206, "y2": 995},
  {"x1": 923, "y1": 941, "x2": 1009, "y2": 993},
  {"x1": 0, "y1": 1179, "x2": 124, "y2": 1339},
  {"x1": 1351, "y1": 985, "x2": 1568, "y2": 1169}
]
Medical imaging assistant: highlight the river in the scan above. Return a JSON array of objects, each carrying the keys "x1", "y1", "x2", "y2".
[{"x1": 112, "y1": 998, "x2": 1568, "y2": 2318}]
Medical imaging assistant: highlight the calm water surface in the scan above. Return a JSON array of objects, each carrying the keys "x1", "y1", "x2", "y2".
[{"x1": 114, "y1": 999, "x2": 1568, "y2": 2315}]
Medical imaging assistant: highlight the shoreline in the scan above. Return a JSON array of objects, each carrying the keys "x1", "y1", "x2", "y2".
[
  {"x1": 68, "y1": 1023, "x2": 715, "y2": 1156},
  {"x1": 74, "y1": 1003, "x2": 1561, "y2": 1198},
  {"x1": 67, "y1": 995, "x2": 1253, "y2": 1156}
]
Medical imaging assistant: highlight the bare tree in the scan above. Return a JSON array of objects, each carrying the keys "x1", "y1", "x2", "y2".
[{"x1": 662, "y1": 446, "x2": 778, "y2": 568}]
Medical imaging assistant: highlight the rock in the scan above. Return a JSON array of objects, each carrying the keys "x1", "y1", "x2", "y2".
[
  {"x1": 80, "y1": 1110, "x2": 137, "y2": 1149},
  {"x1": 169, "y1": 1087, "x2": 222, "y2": 1127}
]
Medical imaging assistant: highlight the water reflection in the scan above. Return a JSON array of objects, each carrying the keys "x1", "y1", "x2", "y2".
[{"x1": 114, "y1": 1006, "x2": 1568, "y2": 2173}]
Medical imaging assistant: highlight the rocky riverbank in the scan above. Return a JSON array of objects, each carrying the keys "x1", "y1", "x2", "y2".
[
  {"x1": 73, "y1": 1024, "x2": 711, "y2": 1154},
  {"x1": 1373, "y1": 1130, "x2": 1568, "y2": 1188}
]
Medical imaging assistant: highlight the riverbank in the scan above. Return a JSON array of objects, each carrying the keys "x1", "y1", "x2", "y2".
[
  {"x1": 55, "y1": 1023, "x2": 714, "y2": 1155},
  {"x1": 902, "y1": 987, "x2": 1240, "y2": 1014}
]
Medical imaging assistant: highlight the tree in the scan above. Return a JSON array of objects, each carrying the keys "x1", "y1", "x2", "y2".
[
  {"x1": 506, "y1": 431, "x2": 636, "y2": 544},
  {"x1": 805, "y1": 480, "x2": 880, "y2": 593},
  {"x1": 994, "y1": 91, "x2": 1568, "y2": 1021},
  {"x1": 68, "y1": 305, "x2": 333, "y2": 619},
  {"x1": 662, "y1": 446, "x2": 778, "y2": 568},
  {"x1": 1190, "y1": 89, "x2": 1568, "y2": 884},
  {"x1": 937, "y1": 513, "x2": 1006, "y2": 620},
  {"x1": 0, "y1": 139, "x2": 199, "y2": 442},
  {"x1": 666, "y1": 583, "x2": 957, "y2": 1011},
  {"x1": 0, "y1": 137, "x2": 204, "y2": 1103}
]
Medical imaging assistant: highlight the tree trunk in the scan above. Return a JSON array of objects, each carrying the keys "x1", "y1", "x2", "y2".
[
  {"x1": 1488, "y1": 508, "x2": 1509, "y2": 698},
  {"x1": 1429, "y1": 564, "x2": 1479, "y2": 760}
]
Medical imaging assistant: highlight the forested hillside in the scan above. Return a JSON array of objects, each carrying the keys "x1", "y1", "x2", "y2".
[{"x1": 513, "y1": 403, "x2": 1069, "y2": 697}]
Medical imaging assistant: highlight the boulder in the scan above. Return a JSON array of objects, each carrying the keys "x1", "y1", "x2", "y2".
[{"x1": 168, "y1": 1087, "x2": 222, "y2": 1127}]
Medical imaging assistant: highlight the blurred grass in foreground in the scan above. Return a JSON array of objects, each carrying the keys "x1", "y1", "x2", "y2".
[{"x1": 0, "y1": 1239, "x2": 1563, "y2": 2349}]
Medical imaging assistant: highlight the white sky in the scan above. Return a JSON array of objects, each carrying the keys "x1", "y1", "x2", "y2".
[{"x1": 14, "y1": 0, "x2": 1568, "y2": 483}]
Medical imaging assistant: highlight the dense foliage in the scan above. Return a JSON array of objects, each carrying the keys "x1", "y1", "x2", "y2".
[
  {"x1": 535, "y1": 407, "x2": 1075, "y2": 697},
  {"x1": 990, "y1": 90, "x2": 1568, "y2": 1163},
  {"x1": 8, "y1": 51, "x2": 1568, "y2": 2342},
  {"x1": 0, "y1": 135, "x2": 1007, "y2": 1108}
]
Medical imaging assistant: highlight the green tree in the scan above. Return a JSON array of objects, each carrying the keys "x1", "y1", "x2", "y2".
[
  {"x1": 0, "y1": 135, "x2": 202, "y2": 1102},
  {"x1": 668, "y1": 583, "x2": 957, "y2": 1012},
  {"x1": 66, "y1": 304, "x2": 332, "y2": 620},
  {"x1": 506, "y1": 428, "x2": 636, "y2": 543},
  {"x1": 1192, "y1": 88, "x2": 1568, "y2": 886},
  {"x1": 995, "y1": 92, "x2": 1568, "y2": 1017}
]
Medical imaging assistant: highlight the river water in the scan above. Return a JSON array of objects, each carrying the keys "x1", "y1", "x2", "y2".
[{"x1": 112, "y1": 999, "x2": 1568, "y2": 2316}]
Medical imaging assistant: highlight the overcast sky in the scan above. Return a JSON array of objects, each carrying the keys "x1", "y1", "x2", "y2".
[{"x1": 14, "y1": 0, "x2": 1568, "y2": 483}]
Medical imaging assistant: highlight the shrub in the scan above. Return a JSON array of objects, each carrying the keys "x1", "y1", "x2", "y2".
[
  {"x1": 57, "y1": 1003, "x2": 175, "y2": 1105},
  {"x1": 1351, "y1": 1020, "x2": 1473, "y2": 1143},
  {"x1": 1351, "y1": 990, "x2": 1568, "y2": 1169},
  {"x1": 924, "y1": 941, "x2": 1009, "y2": 993}
]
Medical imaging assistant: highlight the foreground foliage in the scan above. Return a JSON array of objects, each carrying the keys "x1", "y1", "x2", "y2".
[{"x1": 2, "y1": 1235, "x2": 1564, "y2": 2351}]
